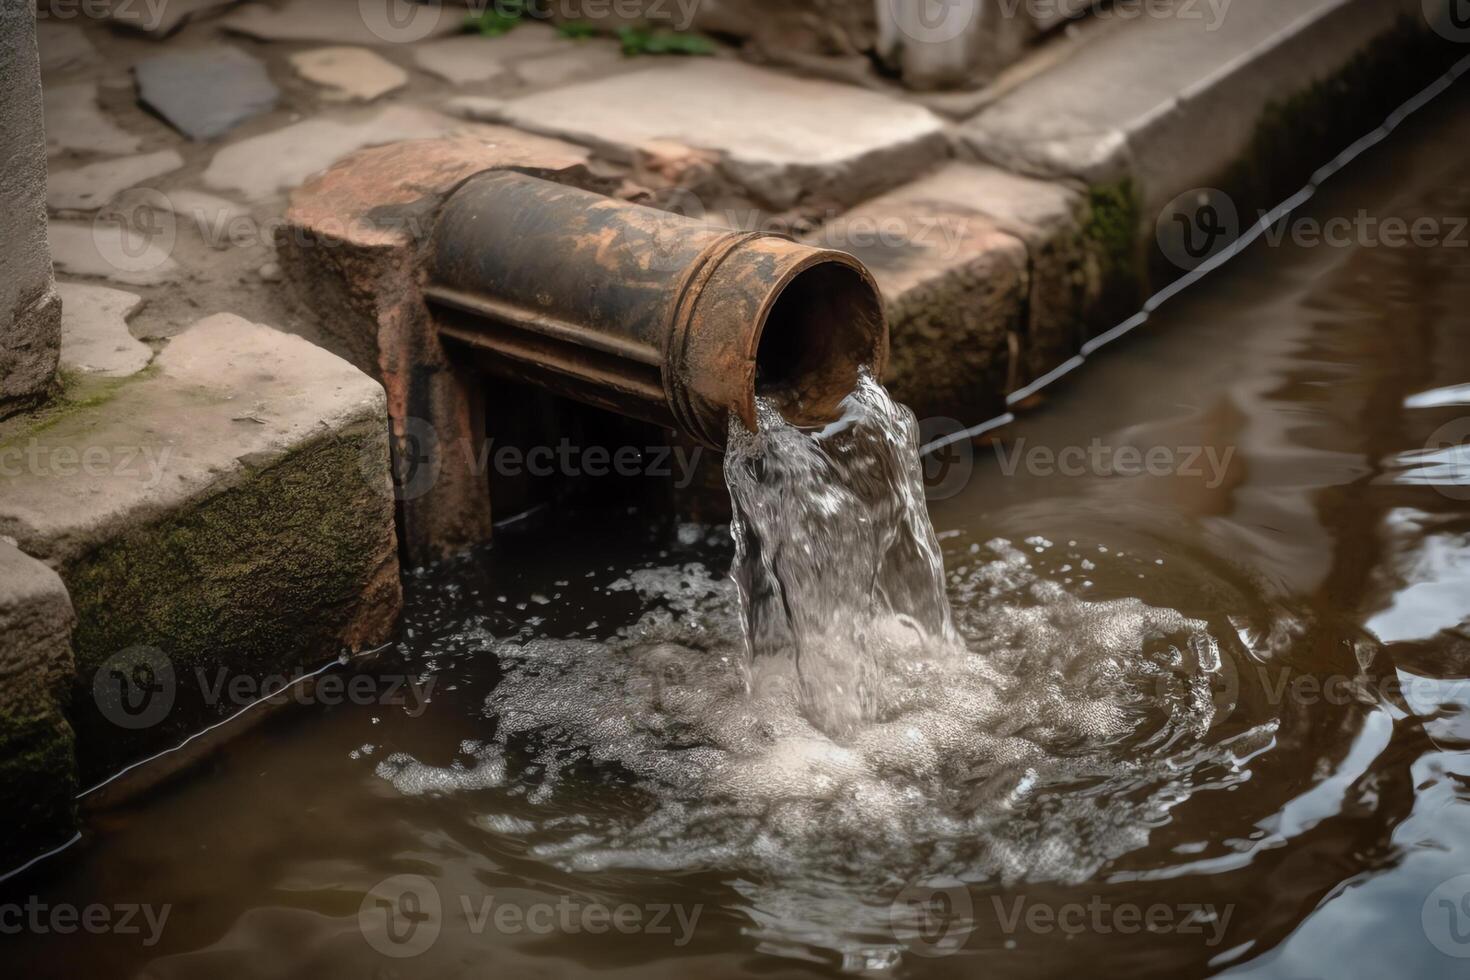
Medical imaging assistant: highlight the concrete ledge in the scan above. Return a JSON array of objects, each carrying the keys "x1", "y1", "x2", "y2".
[
  {"x1": 804, "y1": 178, "x2": 1029, "y2": 422},
  {"x1": 0, "y1": 541, "x2": 77, "y2": 869},
  {"x1": 956, "y1": 0, "x2": 1459, "y2": 309},
  {"x1": 803, "y1": 162, "x2": 1110, "y2": 421},
  {"x1": 461, "y1": 60, "x2": 950, "y2": 209},
  {"x1": 0, "y1": 314, "x2": 401, "y2": 779}
]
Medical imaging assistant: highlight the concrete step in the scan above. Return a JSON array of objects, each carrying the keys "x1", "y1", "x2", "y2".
[
  {"x1": 451, "y1": 59, "x2": 950, "y2": 209},
  {"x1": 959, "y1": 0, "x2": 1421, "y2": 202},
  {"x1": 0, "y1": 314, "x2": 402, "y2": 781}
]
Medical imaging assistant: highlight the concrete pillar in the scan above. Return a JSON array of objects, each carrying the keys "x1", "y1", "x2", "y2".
[{"x1": 0, "y1": 2, "x2": 62, "y2": 418}]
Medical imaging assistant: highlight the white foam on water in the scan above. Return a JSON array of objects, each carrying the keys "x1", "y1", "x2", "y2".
[{"x1": 376, "y1": 374, "x2": 1272, "y2": 963}]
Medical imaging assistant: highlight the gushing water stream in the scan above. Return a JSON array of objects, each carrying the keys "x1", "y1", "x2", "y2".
[{"x1": 725, "y1": 373, "x2": 959, "y2": 736}]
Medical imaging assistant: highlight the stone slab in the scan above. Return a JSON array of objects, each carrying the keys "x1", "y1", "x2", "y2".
[
  {"x1": 514, "y1": 44, "x2": 626, "y2": 89},
  {"x1": 47, "y1": 150, "x2": 185, "y2": 212},
  {"x1": 109, "y1": 0, "x2": 239, "y2": 37},
  {"x1": 136, "y1": 45, "x2": 279, "y2": 141},
  {"x1": 411, "y1": 34, "x2": 514, "y2": 84},
  {"x1": 56, "y1": 282, "x2": 152, "y2": 378},
  {"x1": 203, "y1": 104, "x2": 467, "y2": 201},
  {"x1": 0, "y1": 541, "x2": 77, "y2": 869},
  {"x1": 804, "y1": 179, "x2": 1029, "y2": 422},
  {"x1": 0, "y1": 313, "x2": 402, "y2": 779},
  {"x1": 290, "y1": 46, "x2": 408, "y2": 101},
  {"x1": 49, "y1": 219, "x2": 182, "y2": 286},
  {"x1": 43, "y1": 82, "x2": 143, "y2": 157},
  {"x1": 222, "y1": 0, "x2": 462, "y2": 46},
  {"x1": 956, "y1": 0, "x2": 1425, "y2": 212},
  {"x1": 476, "y1": 59, "x2": 949, "y2": 208},
  {"x1": 157, "y1": 188, "x2": 253, "y2": 249},
  {"x1": 36, "y1": 21, "x2": 97, "y2": 74}
]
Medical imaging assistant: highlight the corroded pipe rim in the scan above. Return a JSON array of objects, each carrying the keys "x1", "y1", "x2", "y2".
[{"x1": 665, "y1": 234, "x2": 889, "y2": 449}]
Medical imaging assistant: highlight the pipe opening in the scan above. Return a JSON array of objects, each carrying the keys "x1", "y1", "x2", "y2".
[{"x1": 755, "y1": 261, "x2": 885, "y2": 429}]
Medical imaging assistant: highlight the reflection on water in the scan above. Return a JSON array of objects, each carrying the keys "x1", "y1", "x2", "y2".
[{"x1": 6, "y1": 74, "x2": 1470, "y2": 980}]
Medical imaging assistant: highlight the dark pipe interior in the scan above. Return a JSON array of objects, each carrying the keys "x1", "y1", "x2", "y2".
[{"x1": 754, "y1": 262, "x2": 884, "y2": 428}]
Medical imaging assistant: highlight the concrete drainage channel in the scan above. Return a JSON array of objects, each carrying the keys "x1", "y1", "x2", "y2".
[{"x1": 0, "y1": 0, "x2": 1466, "y2": 876}]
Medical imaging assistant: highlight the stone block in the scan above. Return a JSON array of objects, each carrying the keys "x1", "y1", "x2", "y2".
[
  {"x1": 956, "y1": 0, "x2": 1442, "y2": 218},
  {"x1": 277, "y1": 131, "x2": 593, "y2": 564},
  {"x1": 0, "y1": 314, "x2": 402, "y2": 779},
  {"x1": 290, "y1": 46, "x2": 408, "y2": 101},
  {"x1": 476, "y1": 59, "x2": 948, "y2": 208},
  {"x1": 804, "y1": 179, "x2": 1029, "y2": 423},
  {"x1": 57, "y1": 282, "x2": 152, "y2": 378},
  {"x1": 0, "y1": 541, "x2": 78, "y2": 870}
]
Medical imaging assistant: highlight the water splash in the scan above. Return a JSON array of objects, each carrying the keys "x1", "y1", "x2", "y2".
[
  {"x1": 371, "y1": 375, "x2": 1279, "y2": 966},
  {"x1": 724, "y1": 373, "x2": 960, "y2": 735}
]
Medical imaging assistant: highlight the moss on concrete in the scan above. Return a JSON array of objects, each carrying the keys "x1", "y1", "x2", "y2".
[
  {"x1": 1221, "y1": 16, "x2": 1460, "y2": 211},
  {"x1": 0, "y1": 700, "x2": 77, "y2": 869},
  {"x1": 64, "y1": 417, "x2": 397, "y2": 779},
  {"x1": 1081, "y1": 178, "x2": 1144, "y2": 325},
  {"x1": 0, "y1": 364, "x2": 157, "y2": 449}
]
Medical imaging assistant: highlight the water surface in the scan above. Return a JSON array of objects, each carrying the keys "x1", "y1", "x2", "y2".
[{"x1": 6, "y1": 76, "x2": 1470, "y2": 980}]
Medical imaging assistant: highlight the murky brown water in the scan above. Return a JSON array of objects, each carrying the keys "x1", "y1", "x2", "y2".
[{"x1": 7, "y1": 75, "x2": 1470, "y2": 980}]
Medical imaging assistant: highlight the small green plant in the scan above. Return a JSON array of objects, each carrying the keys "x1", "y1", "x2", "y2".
[
  {"x1": 616, "y1": 26, "x2": 716, "y2": 57},
  {"x1": 465, "y1": 0, "x2": 526, "y2": 37},
  {"x1": 556, "y1": 20, "x2": 598, "y2": 39}
]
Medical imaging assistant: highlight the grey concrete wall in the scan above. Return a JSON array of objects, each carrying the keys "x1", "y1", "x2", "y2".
[{"x1": 0, "y1": 2, "x2": 61, "y2": 417}]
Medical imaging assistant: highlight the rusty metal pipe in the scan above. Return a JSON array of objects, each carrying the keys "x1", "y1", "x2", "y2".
[{"x1": 425, "y1": 171, "x2": 888, "y2": 448}]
